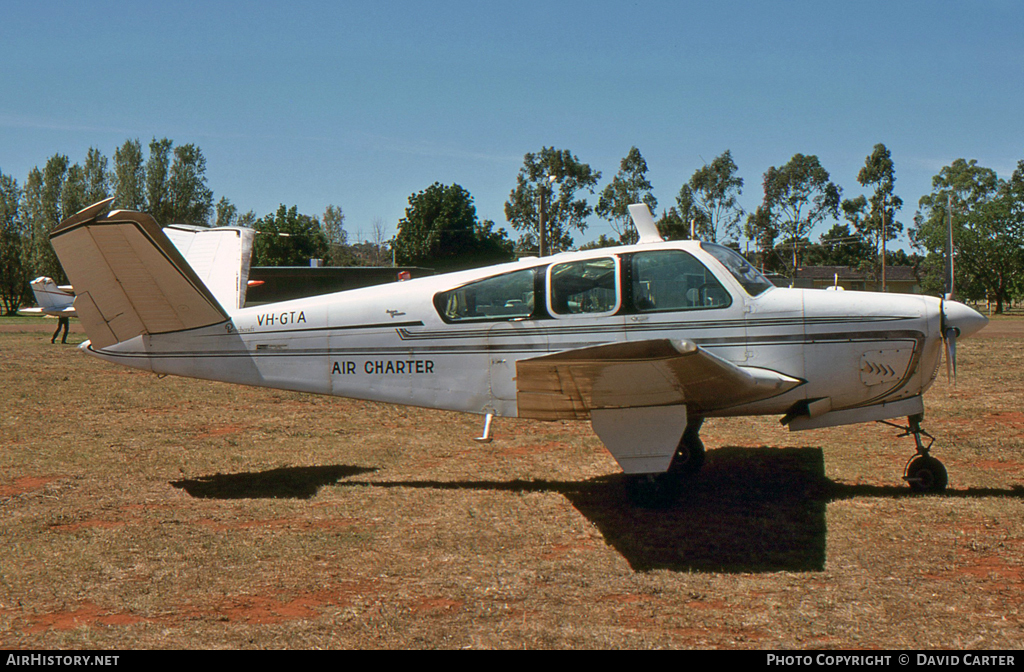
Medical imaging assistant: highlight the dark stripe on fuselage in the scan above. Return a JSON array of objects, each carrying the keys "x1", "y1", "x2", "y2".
[
  {"x1": 395, "y1": 314, "x2": 920, "y2": 341},
  {"x1": 204, "y1": 314, "x2": 921, "y2": 342},
  {"x1": 91, "y1": 328, "x2": 924, "y2": 361}
]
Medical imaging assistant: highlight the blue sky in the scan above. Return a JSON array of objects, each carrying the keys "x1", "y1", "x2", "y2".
[{"x1": 2, "y1": 1, "x2": 1022, "y2": 249}]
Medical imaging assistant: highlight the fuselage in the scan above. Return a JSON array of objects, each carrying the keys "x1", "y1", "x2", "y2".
[{"x1": 85, "y1": 239, "x2": 985, "y2": 422}]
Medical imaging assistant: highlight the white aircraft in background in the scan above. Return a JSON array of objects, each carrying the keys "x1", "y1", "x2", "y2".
[
  {"x1": 49, "y1": 198, "x2": 987, "y2": 506},
  {"x1": 20, "y1": 277, "x2": 77, "y2": 317}
]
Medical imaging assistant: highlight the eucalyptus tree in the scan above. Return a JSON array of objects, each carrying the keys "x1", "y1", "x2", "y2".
[
  {"x1": 596, "y1": 146, "x2": 657, "y2": 245},
  {"x1": 113, "y1": 138, "x2": 146, "y2": 210},
  {"x1": 685, "y1": 149, "x2": 744, "y2": 243},
  {"x1": 215, "y1": 197, "x2": 238, "y2": 227},
  {"x1": 912, "y1": 159, "x2": 1024, "y2": 312},
  {"x1": 61, "y1": 163, "x2": 87, "y2": 219},
  {"x1": 804, "y1": 223, "x2": 873, "y2": 268},
  {"x1": 83, "y1": 147, "x2": 111, "y2": 204},
  {"x1": 321, "y1": 204, "x2": 346, "y2": 245},
  {"x1": 0, "y1": 171, "x2": 30, "y2": 314},
  {"x1": 855, "y1": 143, "x2": 903, "y2": 254},
  {"x1": 840, "y1": 144, "x2": 903, "y2": 285},
  {"x1": 21, "y1": 155, "x2": 70, "y2": 282},
  {"x1": 504, "y1": 147, "x2": 601, "y2": 254},
  {"x1": 761, "y1": 154, "x2": 841, "y2": 274},
  {"x1": 145, "y1": 138, "x2": 174, "y2": 224},
  {"x1": 320, "y1": 204, "x2": 352, "y2": 266},
  {"x1": 743, "y1": 205, "x2": 778, "y2": 273},
  {"x1": 668, "y1": 186, "x2": 708, "y2": 240},
  {"x1": 168, "y1": 143, "x2": 214, "y2": 225},
  {"x1": 655, "y1": 207, "x2": 689, "y2": 240}
]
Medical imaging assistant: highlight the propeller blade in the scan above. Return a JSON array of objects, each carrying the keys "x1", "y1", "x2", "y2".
[{"x1": 944, "y1": 327, "x2": 958, "y2": 384}]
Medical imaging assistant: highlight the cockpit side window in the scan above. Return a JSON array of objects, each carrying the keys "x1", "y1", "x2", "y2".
[
  {"x1": 548, "y1": 257, "x2": 619, "y2": 316},
  {"x1": 630, "y1": 249, "x2": 732, "y2": 311},
  {"x1": 434, "y1": 267, "x2": 538, "y2": 323}
]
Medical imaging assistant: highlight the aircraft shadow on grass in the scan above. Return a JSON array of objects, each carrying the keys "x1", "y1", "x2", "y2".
[
  {"x1": 170, "y1": 448, "x2": 1024, "y2": 574},
  {"x1": 170, "y1": 465, "x2": 377, "y2": 500}
]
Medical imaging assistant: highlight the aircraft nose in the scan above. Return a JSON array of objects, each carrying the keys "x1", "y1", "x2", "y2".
[{"x1": 944, "y1": 300, "x2": 988, "y2": 339}]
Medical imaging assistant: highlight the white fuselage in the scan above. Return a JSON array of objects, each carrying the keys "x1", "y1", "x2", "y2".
[{"x1": 85, "y1": 240, "x2": 958, "y2": 422}]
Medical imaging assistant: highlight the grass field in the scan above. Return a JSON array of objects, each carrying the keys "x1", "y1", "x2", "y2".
[{"x1": 1, "y1": 315, "x2": 1023, "y2": 649}]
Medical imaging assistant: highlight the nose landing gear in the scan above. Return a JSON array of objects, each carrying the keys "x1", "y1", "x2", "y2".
[{"x1": 882, "y1": 413, "x2": 948, "y2": 493}]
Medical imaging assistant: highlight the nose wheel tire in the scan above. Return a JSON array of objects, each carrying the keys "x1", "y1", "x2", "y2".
[{"x1": 904, "y1": 455, "x2": 948, "y2": 493}]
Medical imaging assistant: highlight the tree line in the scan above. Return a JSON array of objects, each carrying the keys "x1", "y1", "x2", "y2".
[
  {"x1": 3, "y1": 138, "x2": 1024, "y2": 315},
  {"x1": 0, "y1": 138, "x2": 356, "y2": 314},
  {"x1": 494, "y1": 143, "x2": 1024, "y2": 312}
]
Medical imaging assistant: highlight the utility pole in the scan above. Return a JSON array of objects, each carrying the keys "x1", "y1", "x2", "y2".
[
  {"x1": 945, "y1": 193, "x2": 955, "y2": 299},
  {"x1": 537, "y1": 175, "x2": 556, "y2": 257},
  {"x1": 881, "y1": 193, "x2": 887, "y2": 292}
]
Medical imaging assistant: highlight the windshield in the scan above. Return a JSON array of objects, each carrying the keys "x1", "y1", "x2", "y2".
[{"x1": 700, "y1": 243, "x2": 773, "y2": 296}]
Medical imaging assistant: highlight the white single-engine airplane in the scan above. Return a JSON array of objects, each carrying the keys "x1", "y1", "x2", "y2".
[
  {"x1": 49, "y1": 198, "x2": 988, "y2": 505},
  {"x1": 20, "y1": 277, "x2": 77, "y2": 317}
]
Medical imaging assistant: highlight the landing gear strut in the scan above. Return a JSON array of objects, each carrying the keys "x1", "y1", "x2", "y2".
[
  {"x1": 882, "y1": 413, "x2": 948, "y2": 493},
  {"x1": 625, "y1": 418, "x2": 706, "y2": 508}
]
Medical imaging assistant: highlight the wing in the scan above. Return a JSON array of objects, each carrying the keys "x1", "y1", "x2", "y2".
[
  {"x1": 19, "y1": 306, "x2": 77, "y2": 317},
  {"x1": 516, "y1": 338, "x2": 803, "y2": 421}
]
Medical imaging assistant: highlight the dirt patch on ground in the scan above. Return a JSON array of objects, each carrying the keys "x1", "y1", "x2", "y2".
[
  {"x1": 21, "y1": 603, "x2": 150, "y2": 634},
  {"x1": 0, "y1": 476, "x2": 62, "y2": 498}
]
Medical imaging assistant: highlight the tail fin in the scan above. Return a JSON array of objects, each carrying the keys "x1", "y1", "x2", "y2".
[
  {"x1": 163, "y1": 224, "x2": 255, "y2": 310},
  {"x1": 50, "y1": 199, "x2": 229, "y2": 349}
]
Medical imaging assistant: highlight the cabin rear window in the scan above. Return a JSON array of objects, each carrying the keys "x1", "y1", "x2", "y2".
[
  {"x1": 631, "y1": 250, "x2": 731, "y2": 311},
  {"x1": 434, "y1": 268, "x2": 537, "y2": 322}
]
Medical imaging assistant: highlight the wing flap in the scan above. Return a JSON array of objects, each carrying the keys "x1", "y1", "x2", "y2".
[{"x1": 516, "y1": 338, "x2": 802, "y2": 421}]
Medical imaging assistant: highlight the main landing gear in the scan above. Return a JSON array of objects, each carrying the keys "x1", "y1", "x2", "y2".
[
  {"x1": 625, "y1": 418, "x2": 705, "y2": 508},
  {"x1": 882, "y1": 413, "x2": 948, "y2": 493}
]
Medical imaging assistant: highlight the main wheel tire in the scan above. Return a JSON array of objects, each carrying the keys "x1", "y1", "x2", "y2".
[
  {"x1": 906, "y1": 455, "x2": 948, "y2": 493},
  {"x1": 669, "y1": 431, "x2": 705, "y2": 476},
  {"x1": 625, "y1": 472, "x2": 683, "y2": 509}
]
